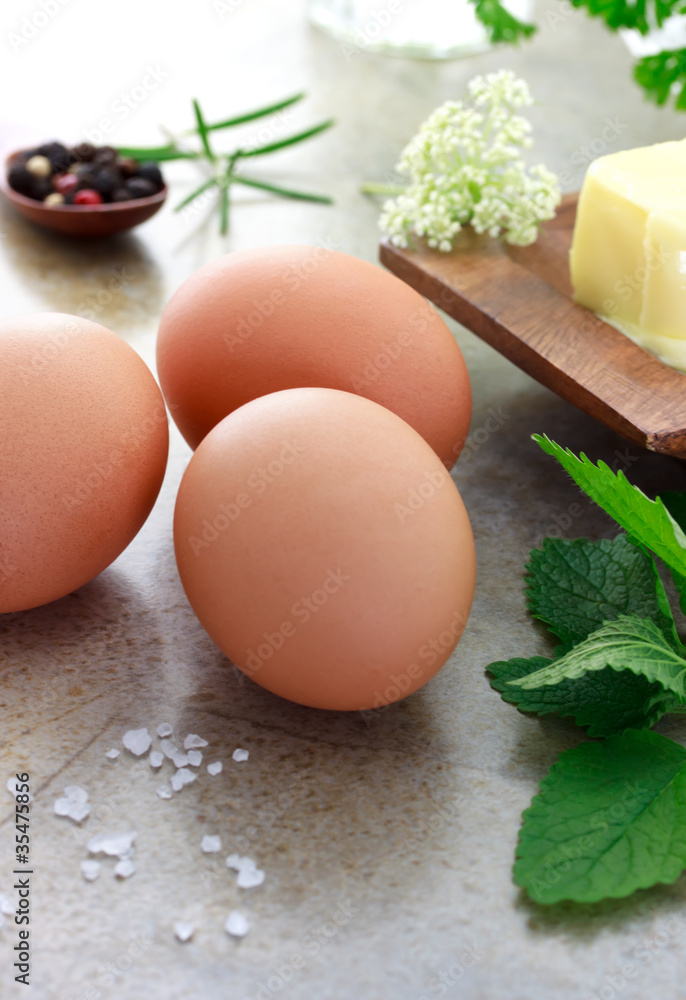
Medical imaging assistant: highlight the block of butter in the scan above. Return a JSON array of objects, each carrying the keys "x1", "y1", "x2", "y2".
[{"x1": 569, "y1": 138, "x2": 686, "y2": 372}]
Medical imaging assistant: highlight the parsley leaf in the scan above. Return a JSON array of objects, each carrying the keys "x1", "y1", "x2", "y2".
[
  {"x1": 513, "y1": 614, "x2": 686, "y2": 699},
  {"x1": 533, "y1": 435, "x2": 686, "y2": 612},
  {"x1": 526, "y1": 534, "x2": 680, "y2": 650},
  {"x1": 468, "y1": 0, "x2": 536, "y2": 43},
  {"x1": 488, "y1": 656, "x2": 673, "y2": 736},
  {"x1": 515, "y1": 729, "x2": 686, "y2": 904},
  {"x1": 634, "y1": 48, "x2": 686, "y2": 110}
]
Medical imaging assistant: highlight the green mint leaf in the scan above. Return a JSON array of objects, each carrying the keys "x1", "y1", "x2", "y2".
[
  {"x1": 533, "y1": 435, "x2": 686, "y2": 611},
  {"x1": 513, "y1": 614, "x2": 686, "y2": 701},
  {"x1": 526, "y1": 534, "x2": 680, "y2": 650},
  {"x1": 515, "y1": 729, "x2": 686, "y2": 904},
  {"x1": 469, "y1": 0, "x2": 536, "y2": 43},
  {"x1": 488, "y1": 656, "x2": 673, "y2": 736}
]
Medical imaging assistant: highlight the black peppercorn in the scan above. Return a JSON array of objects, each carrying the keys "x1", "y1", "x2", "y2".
[
  {"x1": 92, "y1": 167, "x2": 122, "y2": 198},
  {"x1": 72, "y1": 142, "x2": 97, "y2": 163},
  {"x1": 136, "y1": 162, "x2": 164, "y2": 189},
  {"x1": 8, "y1": 161, "x2": 34, "y2": 196},
  {"x1": 116, "y1": 157, "x2": 139, "y2": 178},
  {"x1": 37, "y1": 141, "x2": 74, "y2": 173},
  {"x1": 93, "y1": 146, "x2": 118, "y2": 166},
  {"x1": 111, "y1": 187, "x2": 131, "y2": 203},
  {"x1": 125, "y1": 177, "x2": 157, "y2": 199}
]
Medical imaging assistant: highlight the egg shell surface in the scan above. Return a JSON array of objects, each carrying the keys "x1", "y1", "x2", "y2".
[
  {"x1": 173, "y1": 388, "x2": 476, "y2": 711},
  {"x1": 157, "y1": 246, "x2": 471, "y2": 467},
  {"x1": 0, "y1": 312, "x2": 169, "y2": 612}
]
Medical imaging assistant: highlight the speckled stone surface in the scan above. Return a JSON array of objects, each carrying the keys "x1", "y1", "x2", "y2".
[{"x1": 3, "y1": 3, "x2": 686, "y2": 998}]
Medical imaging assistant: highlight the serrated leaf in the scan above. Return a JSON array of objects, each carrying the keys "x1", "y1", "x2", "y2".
[
  {"x1": 513, "y1": 614, "x2": 686, "y2": 701},
  {"x1": 488, "y1": 656, "x2": 673, "y2": 736},
  {"x1": 526, "y1": 534, "x2": 680, "y2": 650},
  {"x1": 534, "y1": 435, "x2": 686, "y2": 611},
  {"x1": 515, "y1": 729, "x2": 686, "y2": 904},
  {"x1": 660, "y1": 491, "x2": 686, "y2": 533}
]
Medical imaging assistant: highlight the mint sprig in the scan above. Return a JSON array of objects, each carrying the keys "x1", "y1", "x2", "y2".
[{"x1": 488, "y1": 435, "x2": 686, "y2": 905}]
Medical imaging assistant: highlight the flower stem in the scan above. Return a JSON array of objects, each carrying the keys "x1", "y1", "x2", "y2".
[{"x1": 360, "y1": 182, "x2": 407, "y2": 197}]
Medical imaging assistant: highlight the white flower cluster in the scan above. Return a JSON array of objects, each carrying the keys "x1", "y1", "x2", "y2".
[{"x1": 380, "y1": 70, "x2": 561, "y2": 251}]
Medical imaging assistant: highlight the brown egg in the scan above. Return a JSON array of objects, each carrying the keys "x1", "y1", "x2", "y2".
[
  {"x1": 174, "y1": 388, "x2": 476, "y2": 711},
  {"x1": 0, "y1": 313, "x2": 169, "y2": 613},
  {"x1": 157, "y1": 246, "x2": 471, "y2": 468}
]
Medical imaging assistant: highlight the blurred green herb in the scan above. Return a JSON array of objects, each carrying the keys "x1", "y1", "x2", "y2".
[
  {"x1": 469, "y1": 0, "x2": 686, "y2": 112},
  {"x1": 117, "y1": 94, "x2": 334, "y2": 235}
]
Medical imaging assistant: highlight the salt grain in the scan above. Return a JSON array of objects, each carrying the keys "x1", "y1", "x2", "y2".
[
  {"x1": 187, "y1": 750, "x2": 203, "y2": 767},
  {"x1": 122, "y1": 728, "x2": 152, "y2": 756},
  {"x1": 174, "y1": 921, "x2": 194, "y2": 942},
  {"x1": 87, "y1": 830, "x2": 137, "y2": 858},
  {"x1": 114, "y1": 859, "x2": 136, "y2": 879},
  {"x1": 225, "y1": 855, "x2": 265, "y2": 888},
  {"x1": 105, "y1": 749, "x2": 120, "y2": 760},
  {"x1": 207, "y1": 761, "x2": 222, "y2": 776},
  {"x1": 0, "y1": 894, "x2": 14, "y2": 916},
  {"x1": 233, "y1": 749, "x2": 249, "y2": 763},
  {"x1": 184, "y1": 734, "x2": 208, "y2": 750},
  {"x1": 225, "y1": 911, "x2": 250, "y2": 938},
  {"x1": 159, "y1": 739, "x2": 180, "y2": 758},
  {"x1": 149, "y1": 751, "x2": 164, "y2": 769},
  {"x1": 54, "y1": 786, "x2": 90, "y2": 823},
  {"x1": 171, "y1": 768, "x2": 197, "y2": 792},
  {"x1": 157, "y1": 724, "x2": 173, "y2": 738},
  {"x1": 156, "y1": 785, "x2": 172, "y2": 800},
  {"x1": 201, "y1": 835, "x2": 221, "y2": 853},
  {"x1": 80, "y1": 860, "x2": 101, "y2": 882}
]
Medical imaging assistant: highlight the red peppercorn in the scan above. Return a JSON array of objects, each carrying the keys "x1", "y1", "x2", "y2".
[
  {"x1": 73, "y1": 189, "x2": 103, "y2": 206},
  {"x1": 54, "y1": 173, "x2": 79, "y2": 195}
]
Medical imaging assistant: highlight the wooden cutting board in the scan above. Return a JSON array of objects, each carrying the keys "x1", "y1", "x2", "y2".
[{"x1": 380, "y1": 193, "x2": 686, "y2": 460}]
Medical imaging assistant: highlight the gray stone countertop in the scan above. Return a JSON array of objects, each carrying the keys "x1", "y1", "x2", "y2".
[{"x1": 2, "y1": 2, "x2": 686, "y2": 998}]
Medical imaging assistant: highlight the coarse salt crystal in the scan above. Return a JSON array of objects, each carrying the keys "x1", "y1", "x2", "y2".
[
  {"x1": 225, "y1": 855, "x2": 265, "y2": 888},
  {"x1": 122, "y1": 728, "x2": 152, "y2": 756},
  {"x1": 64, "y1": 785, "x2": 89, "y2": 805},
  {"x1": 87, "y1": 830, "x2": 137, "y2": 858},
  {"x1": 174, "y1": 921, "x2": 194, "y2": 942},
  {"x1": 54, "y1": 786, "x2": 90, "y2": 823},
  {"x1": 225, "y1": 911, "x2": 250, "y2": 937},
  {"x1": 156, "y1": 785, "x2": 172, "y2": 800},
  {"x1": 171, "y1": 768, "x2": 197, "y2": 792},
  {"x1": 187, "y1": 750, "x2": 203, "y2": 767},
  {"x1": 159, "y1": 739, "x2": 180, "y2": 759},
  {"x1": 0, "y1": 914, "x2": 4, "y2": 931},
  {"x1": 114, "y1": 859, "x2": 136, "y2": 879},
  {"x1": 171, "y1": 750, "x2": 191, "y2": 768},
  {"x1": 149, "y1": 751, "x2": 164, "y2": 769},
  {"x1": 201, "y1": 835, "x2": 221, "y2": 853},
  {"x1": 157, "y1": 724, "x2": 173, "y2": 738},
  {"x1": 184, "y1": 734, "x2": 208, "y2": 750},
  {"x1": 80, "y1": 860, "x2": 101, "y2": 882},
  {"x1": 105, "y1": 749, "x2": 120, "y2": 760},
  {"x1": 0, "y1": 894, "x2": 14, "y2": 916},
  {"x1": 232, "y1": 749, "x2": 249, "y2": 763},
  {"x1": 207, "y1": 761, "x2": 222, "y2": 776},
  {"x1": 237, "y1": 864, "x2": 265, "y2": 889}
]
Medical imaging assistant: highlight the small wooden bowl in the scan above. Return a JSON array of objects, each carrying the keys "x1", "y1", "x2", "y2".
[{"x1": 0, "y1": 150, "x2": 167, "y2": 238}]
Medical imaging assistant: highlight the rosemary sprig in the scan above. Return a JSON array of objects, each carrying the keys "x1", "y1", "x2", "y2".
[{"x1": 116, "y1": 94, "x2": 334, "y2": 234}]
